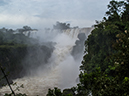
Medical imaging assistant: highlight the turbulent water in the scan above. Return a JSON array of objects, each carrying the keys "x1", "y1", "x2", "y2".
[{"x1": 0, "y1": 27, "x2": 93, "y2": 96}]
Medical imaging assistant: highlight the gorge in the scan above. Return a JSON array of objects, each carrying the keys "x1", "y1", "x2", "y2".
[{"x1": 0, "y1": 27, "x2": 93, "y2": 96}]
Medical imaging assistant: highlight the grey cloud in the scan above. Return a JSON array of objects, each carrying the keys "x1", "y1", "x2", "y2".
[
  {"x1": 0, "y1": 0, "x2": 9, "y2": 6},
  {"x1": 0, "y1": 0, "x2": 111, "y2": 28}
]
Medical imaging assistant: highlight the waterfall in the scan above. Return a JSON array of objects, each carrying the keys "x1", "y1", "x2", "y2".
[
  {"x1": 63, "y1": 27, "x2": 93, "y2": 38},
  {"x1": 0, "y1": 27, "x2": 93, "y2": 96}
]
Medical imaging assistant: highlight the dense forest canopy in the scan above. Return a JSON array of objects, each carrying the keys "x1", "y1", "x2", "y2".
[
  {"x1": 0, "y1": 26, "x2": 54, "y2": 96},
  {"x1": 47, "y1": 0, "x2": 129, "y2": 96},
  {"x1": 1, "y1": 0, "x2": 129, "y2": 95},
  {"x1": 0, "y1": 26, "x2": 38, "y2": 45},
  {"x1": 53, "y1": 21, "x2": 70, "y2": 30}
]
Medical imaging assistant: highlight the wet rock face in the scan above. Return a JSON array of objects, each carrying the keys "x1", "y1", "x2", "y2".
[
  {"x1": 0, "y1": 43, "x2": 54, "y2": 87},
  {"x1": 71, "y1": 33, "x2": 86, "y2": 60},
  {"x1": 78, "y1": 33, "x2": 86, "y2": 41}
]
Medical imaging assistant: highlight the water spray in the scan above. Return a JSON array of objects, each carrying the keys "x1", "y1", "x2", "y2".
[{"x1": 0, "y1": 64, "x2": 16, "y2": 96}]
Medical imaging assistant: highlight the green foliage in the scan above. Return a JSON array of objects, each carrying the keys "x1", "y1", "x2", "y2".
[
  {"x1": 0, "y1": 26, "x2": 53, "y2": 96},
  {"x1": 4, "y1": 93, "x2": 27, "y2": 96},
  {"x1": 79, "y1": 69, "x2": 129, "y2": 96},
  {"x1": 47, "y1": 87, "x2": 62, "y2": 96},
  {"x1": 47, "y1": 0, "x2": 129, "y2": 96},
  {"x1": 47, "y1": 87, "x2": 76, "y2": 96},
  {"x1": 3, "y1": 82, "x2": 27, "y2": 96},
  {"x1": 81, "y1": 0, "x2": 129, "y2": 75},
  {"x1": 53, "y1": 21, "x2": 70, "y2": 30},
  {"x1": 0, "y1": 26, "x2": 38, "y2": 45},
  {"x1": 112, "y1": 29, "x2": 129, "y2": 79},
  {"x1": 1, "y1": 0, "x2": 129, "y2": 95},
  {"x1": 79, "y1": 0, "x2": 129, "y2": 96}
]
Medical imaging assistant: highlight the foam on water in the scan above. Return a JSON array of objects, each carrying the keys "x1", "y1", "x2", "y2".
[{"x1": 0, "y1": 27, "x2": 93, "y2": 96}]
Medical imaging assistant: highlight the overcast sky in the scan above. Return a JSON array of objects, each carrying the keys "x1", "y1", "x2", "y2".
[{"x1": 0, "y1": 0, "x2": 115, "y2": 29}]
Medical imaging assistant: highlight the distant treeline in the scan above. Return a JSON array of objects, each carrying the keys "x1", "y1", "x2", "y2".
[
  {"x1": 53, "y1": 21, "x2": 70, "y2": 30},
  {"x1": 0, "y1": 26, "x2": 38, "y2": 45},
  {"x1": 0, "y1": 26, "x2": 54, "y2": 88},
  {"x1": 47, "y1": 0, "x2": 129, "y2": 96}
]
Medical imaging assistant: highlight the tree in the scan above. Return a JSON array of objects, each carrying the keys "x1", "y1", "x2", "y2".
[
  {"x1": 47, "y1": 0, "x2": 129, "y2": 95},
  {"x1": 17, "y1": 26, "x2": 38, "y2": 37},
  {"x1": 79, "y1": 0, "x2": 129, "y2": 95},
  {"x1": 53, "y1": 21, "x2": 70, "y2": 30}
]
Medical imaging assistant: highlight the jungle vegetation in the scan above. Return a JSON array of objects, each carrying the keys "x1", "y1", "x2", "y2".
[
  {"x1": 47, "y1": 0, "x2": 129, "y2": 96},
  {"x1": 1, "y1": 0, "x2": 129, "y2": 95},
  {"x1": 0, "y1": 26, "x2": 54, "y2": 96}
]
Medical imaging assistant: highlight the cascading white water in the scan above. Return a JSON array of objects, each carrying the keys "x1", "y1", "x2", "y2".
[{"x1": 0, "y1": 27, "x2": 93, "y2": 96}]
